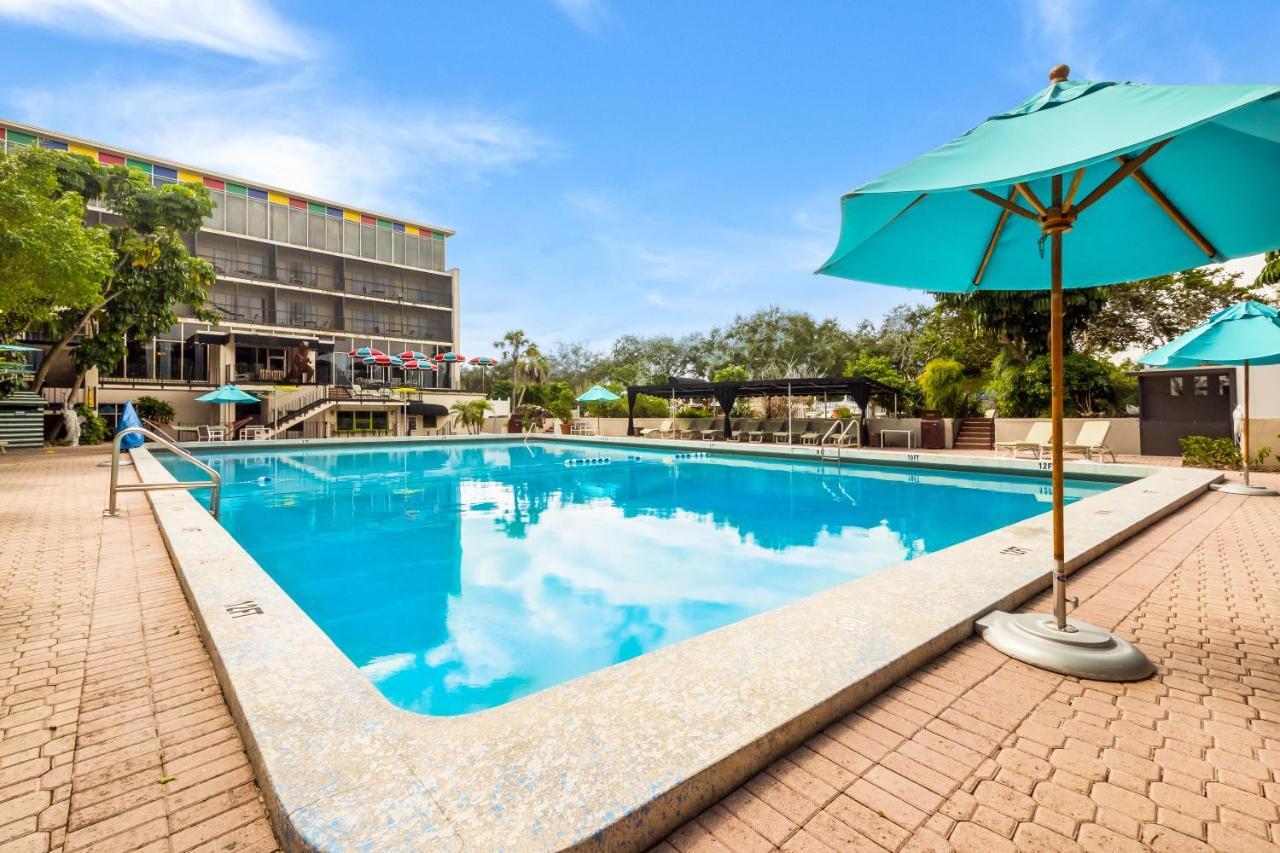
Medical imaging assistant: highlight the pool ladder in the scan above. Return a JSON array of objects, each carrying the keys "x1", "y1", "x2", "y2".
[{"x1": 105, "y1": 426, "x2": 222, "y2": 520}]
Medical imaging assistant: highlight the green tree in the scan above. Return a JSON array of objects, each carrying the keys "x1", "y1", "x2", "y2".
[
  {"x1": 1083, "y1": 267, "x2": 1259, "y2": 353},
  {"x1": 31, "y1": 153, "x2": 217, "y2": 393},
  {"x1": 711, "y1": 364, "x2": 749, "y2": 383},
  {"x1": 918, "y1": 358, "x2": 967, "y2": 416},
  {"x1": 0, "y1": 147, "x2": 112, "y2": 337},
  {"x1": 708, "y1": 307, "x2": 855, "y2": 378},
  {"x1": 1256, "y1": 251, "x2": 1280, "y2": 286},
  {"x1": 935, "y1": 289, "x2": 1110, "y2": 365},
  {"x1": 987, "y1": 352, "x2": 1134, "y2": 417}
]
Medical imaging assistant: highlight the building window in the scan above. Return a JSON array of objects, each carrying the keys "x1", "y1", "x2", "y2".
[
  {"x1": 247, "y1": 199, "x2": 269, "y2": 238},
  {"x1": 224, "y1": 194, "x2": 247, "y2": 234},
  {"x1": 155, "y1": 340, "x2": 182, "y2": 380},
  {"x1": 337, "y1": 410, "x2": 389, "y2": 433},
  {"x1": 270, "y1": 204, "x2": 289, "y2": 242},
  {"x1": 326, "y1": 218, "x2": 342, "y2": 253},
  {"x1": 288, "y1": 208, "x2": 307, "y2": 246},
  {"x1": 1219, "y1": 375, "x2": 1231, "y2": 395},
  {"x1": 405, "y1": 237, "x2": 418, "y2": 268},
  {"x1": 1193, "y1": 375, "x2": 1208, "y2": 396},
  {"x1": 1170, "y1": 377, "x2": 1183, "y2": 397},
  {"x1": 204, "y1": 191, "x2": 226, "y2": 230},
  {"x1": 98, "y1": 404, "x2": 123, "y2": 433},
  {"x1": 393, "y1": 232, "x2": 406, "y2": 265},
  {"x1": 308, "y1": 212, "x2": 326, "y2": 249},
  {"x1": 360, "y1": 224, "x2": 377, "y2": 259},
  {"x1": 343, "y1": 220, "x2": 359, "y2": 255}
]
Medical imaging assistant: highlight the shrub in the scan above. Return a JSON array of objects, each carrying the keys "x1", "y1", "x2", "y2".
[
  {"x1": 74, "y1": 405, "x2": 107, "y2": 445},
  {"x1": 675, "y1": 405, "x2": 715, "y2": 418},
  {"x1": 833, "y1": 405, "x2": 856, "y2": 419},
  {"x1": 134, "y1": 395, "x2": 175, "y2": 424},
  {"x1": 546, "y1": 388, "x2": 576, "y2": 423},
  {"x1": 918, "y1": 358, "x2": 967, "y2": 416},
  {"x1": 1179, "y1": 435, "x2": 1272, "y2": 470}
]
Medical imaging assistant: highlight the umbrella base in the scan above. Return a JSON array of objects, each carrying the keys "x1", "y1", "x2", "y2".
[
  {"x1": 1210, "y1": 481, "x2": 1279, "y2": 496},
  {"x1": 975, "y1": 611, "x2": 1154, "y2": 682}
]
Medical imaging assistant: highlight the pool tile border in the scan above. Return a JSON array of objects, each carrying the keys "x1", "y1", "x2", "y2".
[{"x1": 132, "y1": 438, "x2": 1220, "y2": 851}]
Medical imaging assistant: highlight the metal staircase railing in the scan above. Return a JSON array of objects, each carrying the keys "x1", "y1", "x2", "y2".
[{"x1": 105, "y1": 427, "x2": 222, "y2": 520}]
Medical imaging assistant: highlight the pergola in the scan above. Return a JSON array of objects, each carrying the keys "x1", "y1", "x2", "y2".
[{"x1": 625, "y1": 375, "x2": 898, "y2": 440}]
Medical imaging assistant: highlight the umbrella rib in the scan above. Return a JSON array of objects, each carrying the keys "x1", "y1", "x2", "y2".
[
  {"x1": 971, "y1": 188, "x2": 1039, "y2": 222},
  {"x1": 1013, "y1": 183, "x2": 1047, "y2": 216},
  {"x1": 1071, "y1": 138, "x2": 1171, "y2": 214},
  {"x1": 1120, "y1": 158, "x2": 1219, "y2": 258},
  {"x1": 1063, "y1": 168, "x2": 1085, "y2": 208},
  {"x1": 973, "y1": 188, "x2": 1018, "y2": 287}
]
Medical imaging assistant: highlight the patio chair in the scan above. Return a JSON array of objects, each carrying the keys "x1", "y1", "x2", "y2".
[
  {"x1": 225, "y1": 416, "x2": 254, "y2": 439},
  {"x1": 1041, "y1": 420, "x2": 1115, "y2": 463},
  {"x1": 639, "y1": 419, "x2": 672, "y2": 438},
  {"x1": 730, "y1": 419, "x2": 759, "y2": 441},
  {"x1": 770, "y1": 421, "x2": 796, "y2": 443},
  {"x1": 994, "y1": 421, "x2": 1051, "y2": 458},
  {"x1": 197, "y1": 424, "x2": 227, "y2": 442}
]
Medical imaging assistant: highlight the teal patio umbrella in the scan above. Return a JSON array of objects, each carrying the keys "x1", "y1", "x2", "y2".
[
  {"x1": 1141, "y1": 300, "x2": 1280, "y2": 495},
  {"x1": 818, "y1": 65, "x2": 1280, "y2": 680},
  {"x1": 196, "y1": 384, "x2": 260, "y2": 404},
  {"x1": 577, "y1": 384, "x2": 621, "y2": 434}
]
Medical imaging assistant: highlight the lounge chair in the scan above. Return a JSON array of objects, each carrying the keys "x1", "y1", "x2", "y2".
[
  {"x1": 730, "y1": 419, "x2": 759, "y2": 442},
  {"x1": 700, "y1": 418, "x2": 726, "y2": 441},
  {"x1": 800, "y1": 419, "x2": 827, "y2": 445},
  {"x1": 823, "y1": 419, "x2": 861, "y2": 447},
  {"x1": 771, "y1": 421, "x2": 795, "y2": 444},
  {"x1": 677, "y1": 418, "x2": 707, "y2": 440},
  {"x1": 994, "y1": 421, "x2": 1051, "y2": 458},
  {"x1": 0, "y1": 440, "x2": 6, "y2": 454},
  {"x1": 1040, "y1": 420, "x2": 1115, "y2": 463},
  {"x1": 750, "y1": 420, "x2": 777, "y2": 443},
  {"x1": 640, "y1": 419, "x2": 672, "y2": 438}
]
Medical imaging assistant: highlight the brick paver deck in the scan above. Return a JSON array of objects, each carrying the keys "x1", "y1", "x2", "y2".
[
  {"x1": 4, "y1": 447, "x2": 1278, "y2": 852},
  {"x1": 661, "y1": 476, "x2": 1280, "y2": 852},
  {"x1": 0, "y1": 447, "x2": 278, "y2": 852}
]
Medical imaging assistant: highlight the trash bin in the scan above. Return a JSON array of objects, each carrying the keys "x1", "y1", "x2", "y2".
[{"x1": 920, "y1": 410, "x2": 945, "y2": 449}]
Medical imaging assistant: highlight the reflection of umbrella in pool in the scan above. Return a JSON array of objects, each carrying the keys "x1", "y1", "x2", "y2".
[
  {"x1": 1141, "y1": 300, "x2": 1280, "y2": 495},
  {"x1": 195, "y1": 385, "x2": 259, "y2": 404},
  {"x1": 577, "y1": 384, "x2": 621, "y2": 434},
  {"x1": 816, "y1": 65, "x2": 1280, "y2": 681}
]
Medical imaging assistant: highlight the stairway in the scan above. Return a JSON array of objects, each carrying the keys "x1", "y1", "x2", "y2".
[{"x1": 954, "y1": 418, "x2": 995, "y2": 451}]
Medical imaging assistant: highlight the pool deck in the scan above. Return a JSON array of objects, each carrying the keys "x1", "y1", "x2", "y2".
[{"x1": 0, "y1": 443, "x2": 1276, "y2": 851}]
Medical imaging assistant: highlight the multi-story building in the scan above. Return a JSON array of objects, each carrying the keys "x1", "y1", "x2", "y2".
[{"x1": 3, "y1": 119, "x2": 482, "y2": 440}]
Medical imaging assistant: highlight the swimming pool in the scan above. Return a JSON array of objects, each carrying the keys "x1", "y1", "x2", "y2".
[{"x1": 159, "y1": 440, "x2": 1117, "y2": 716}]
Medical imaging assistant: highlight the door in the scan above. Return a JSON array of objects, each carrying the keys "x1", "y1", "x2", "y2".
[{"x1": 1139, "y1": 370, "x2": 1234, "y2": 455}]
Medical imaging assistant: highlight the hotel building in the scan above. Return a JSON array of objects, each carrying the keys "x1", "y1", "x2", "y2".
[{"x1": 3, "y1": 119, "x2": 481, "y2": 439}]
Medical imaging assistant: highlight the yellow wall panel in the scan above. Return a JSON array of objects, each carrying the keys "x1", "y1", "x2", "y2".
[
  {"x1": 177, "y1": 170, "x2": 202, "y2": 183},
  {"x1": 68, "y1": 143, "x2": 95, "y2": 157},
  {"x1": 268, "y1": 191, "x2": 289, "y2": 205},
  {"x1": 342, "y1": 209, "x2": 360, "y2": 222},
  {"x1": 405, "y1": 225, "x2": 419, "y2": 236}
]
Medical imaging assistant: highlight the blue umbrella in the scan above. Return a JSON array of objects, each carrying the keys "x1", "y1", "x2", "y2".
[
  {"x1": 818, "y1": 64, "x2": 1280, "y2": 681},
  {"x1": 576, "y1": 384, "x2": 621, "y2": 403},
  {"x1": 1141, "y1": 300, "x2": 1280, "y2": 494},
  {"x1": 195, "y1": 385, "x2": 259, "y2": 404}
]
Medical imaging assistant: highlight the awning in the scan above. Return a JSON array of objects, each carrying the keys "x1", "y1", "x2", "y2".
[{"x1": 406, "y1": 402, "x2": 449, "y2": 417}]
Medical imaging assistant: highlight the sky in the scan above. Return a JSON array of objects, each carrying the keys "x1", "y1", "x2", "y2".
[{"x1": 0, "y1": 0, "x2": 1276, "y2": 353}]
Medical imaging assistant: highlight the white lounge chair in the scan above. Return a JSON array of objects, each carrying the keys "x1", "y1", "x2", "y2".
[
  {"x1": 640, "y1": 419, "x2": 672, "y2": 438},
  {"x1": 1041, "y1": 420, "x2": 1115, "y2": 462},
  {"x1": 994, "y1": 421, "x2": 1050, "y2": 458}
]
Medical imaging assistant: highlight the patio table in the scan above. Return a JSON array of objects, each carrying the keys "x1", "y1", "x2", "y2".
[{"x1": 879, "y1": 428, "x2": 914, "y2": 448}]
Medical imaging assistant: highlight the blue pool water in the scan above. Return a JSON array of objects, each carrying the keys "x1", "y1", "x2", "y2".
[{"x1": 158, "y1": 441, "x2": 1119, "y2": 716}]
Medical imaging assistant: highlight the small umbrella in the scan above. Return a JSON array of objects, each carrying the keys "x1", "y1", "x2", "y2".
[
  {"x1": 1140, "y1": 300, "x2": 1280, "y2": 495},
  {"x1": 577, "y1": 384, "x2": 621, "y2": 434},
  {"x1": 817, "y1": 65, "x2": 1280, "y2": 681},
  {"x1": 196, "y1": 385, "x2": 259, "y2": 404},
  {"x1": 398, "y1": 350, "x2": 430, "y2": 362},
  {"x1": 362, "y1": 354, "x2": 404, "y2": 366},
  {"x1": 349, "y1": 346, "x2": 384, "y2": 359},
  {"x1": 468, "y1": 356, "x2": 497, "y2": 392},
  {"x1": 434, "y1": 352, "x2": 464, "y2": 363}
]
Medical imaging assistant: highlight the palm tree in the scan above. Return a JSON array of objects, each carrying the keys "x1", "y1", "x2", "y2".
[
  {"x1": 494, "y1": 329, "x2": 530, "y2": 425},
  {"x1": 515, "y1": 345, "x2": 550, "y2": 405},
  {"x1": 1256, "y1": 251, "x2": 1280, "y2": 286},
  {"x1": 449, "y1": 399, "x2": 492, "y2": 434}
]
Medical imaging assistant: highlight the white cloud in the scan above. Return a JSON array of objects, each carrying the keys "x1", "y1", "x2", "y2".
[
  {"x1": 10, "y1": 73, "x2": 553, "y2": 218},
  {"x1": 551, "y1": 0, "x2": 606, "y2": 34},
  {"x1": 0, "y1": 0, "x2": 315, "y2": 62}
]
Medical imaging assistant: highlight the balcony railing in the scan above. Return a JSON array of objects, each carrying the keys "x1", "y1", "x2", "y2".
[{"x1": 198, "y1": 252, "x2": 451, "y2": 309}]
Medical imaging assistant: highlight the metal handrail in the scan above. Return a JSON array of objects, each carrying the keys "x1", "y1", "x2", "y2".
[{"x1": 105, "y1": 427, "x2": 222, "y2": 520}]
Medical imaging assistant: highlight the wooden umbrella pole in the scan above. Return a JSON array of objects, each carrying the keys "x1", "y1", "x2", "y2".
[
  {"x1": 1244, "y1": 359, "x2": 1252, "y2": 488},
  {"x1": 1049, "y1": 174, "x2": 1070, "y2": 632}
]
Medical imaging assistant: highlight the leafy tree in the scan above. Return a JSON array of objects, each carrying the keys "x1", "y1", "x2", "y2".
[
  {"x1": 1083, "y1": 267, "x2": 1259, "y2": 353},
  {"x1": 986, "y1": 351, "x2": 1134, "y2": 417},
  {"x1": 708, "y1": 307, "x2": 854, "y2": 378},
  {"x1": 918, "y1": 358, "x2": 967, "y2": 416},
  {"x1": 608, "y1": 332, "x2": 710, "y2": 383},
  {"x1": 31, "y1": 153, "x2": 217, "y2": 393},
  {"x1": 935, "y1": 289, "x2": 1109, "y2": 365},
  {"x1": 133, "y1": 395, "x2": 175, "y2": 424},
  {"x1": 547, "y1": 340, "x2": 608, "y2": 389},
  {"x1": 711, "y1": 364, "x2": 749, "y2": 382},
  {"x1": 449, "y1": 398, "x2": 492, "y2": 434},
  {"x1": 1256, "y1": 251, "x2": 1280, "y2": 286},
  {"x1": 486, "y1": 378, "x2": 512, "y2": 401},
  {"x1": 0, "y1": 147, "x2": 113, "y2": 337}
]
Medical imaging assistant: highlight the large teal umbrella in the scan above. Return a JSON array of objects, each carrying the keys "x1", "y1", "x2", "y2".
[
  {"x1": 196, "y1": 385, "x2": 259, "y2": 404},
  {"x1": 1141, "y1": 300, "x2": 1280, "y2": 495},
  {"x1": 819, "y1": 65, "x2": 1280, "y2": 681},
  {"x1": 577, "y1": 385, "x2": 621, "y2": 434}
]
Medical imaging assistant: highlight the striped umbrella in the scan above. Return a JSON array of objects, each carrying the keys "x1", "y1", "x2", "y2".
[
  {"x1": 468, "y1": 356, "x2": 497, "y2": 366},
  {"x1": 362, "y1": 354, "x2": 404, "y2": 366},
  {"x1": 398, "y1": 350, "x2": 430, "y2": 362},
  {"x1": 434, "y1": 351, "x2": 464, "y2": 363},
  {"x1": 349, "y1": 346, "x2": 384, "y2": 359}
]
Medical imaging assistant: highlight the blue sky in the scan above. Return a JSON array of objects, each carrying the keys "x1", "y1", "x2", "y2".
[{"x1": 0, "y1": 0, "x2": 1275, "y2": 353}]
